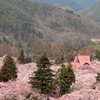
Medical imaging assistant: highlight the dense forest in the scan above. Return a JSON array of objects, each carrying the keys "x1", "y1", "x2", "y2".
[{"x1": 0, "y1": 0, "x2": 100, "y2": 49}]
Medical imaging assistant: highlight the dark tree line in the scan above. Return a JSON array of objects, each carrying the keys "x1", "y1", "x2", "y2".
[{"x1": 29, "y1": 54, "x2": 75, "y2": 95}]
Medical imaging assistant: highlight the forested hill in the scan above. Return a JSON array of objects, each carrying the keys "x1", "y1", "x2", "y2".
[
  {"x1": 78, "y1": 0, "x2": 100, "y2": 26},
  {"x1": 0, "y1": 0, "x2": 100, "y2": 47}
]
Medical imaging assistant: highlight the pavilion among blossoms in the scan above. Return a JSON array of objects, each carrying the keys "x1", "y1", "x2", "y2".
[{"x1": 71, "y1": 55, "x2": 95, "y2": 68}]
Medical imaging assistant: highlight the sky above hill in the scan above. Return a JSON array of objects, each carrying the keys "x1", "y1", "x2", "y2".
[
  {"x1": 72, "y1": 0, "x2": 98, "y2": 8},
  {"x1": 31, "y1": 0, "x2": 99, "y2": 11}
]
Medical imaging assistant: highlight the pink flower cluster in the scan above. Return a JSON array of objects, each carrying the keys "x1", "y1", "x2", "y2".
[
  {"x1": 0, "y1": 79, "x2": 40, "y2": 100},
  {"x1": 0, "y1": 56, "x2": 100, "y2": 100}
]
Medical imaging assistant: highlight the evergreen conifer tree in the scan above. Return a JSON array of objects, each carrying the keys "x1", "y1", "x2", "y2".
[
  {"x1": 59, "y1": 63, "x2": 75, "y2": 95},
  {"x1": 96, "y1": 73, "x2": 100, "y2": 83},
  {"x1": 0, "y1": 55, "x2": 17, "y2": 82},
  {"x1": 18, "y1": 48, "x2": 25, "y2": 64},
  {"x1": 29, "y1": 54, "x2": 56, "y2": 94}
]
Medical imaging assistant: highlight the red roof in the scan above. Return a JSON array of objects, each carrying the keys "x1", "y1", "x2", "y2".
[
  {"x1": 71, "y1": 55, "x2": 91, "y2": 68},
  {"x1": 78, "y1": 55, "x2": 90, "y2": 65}
]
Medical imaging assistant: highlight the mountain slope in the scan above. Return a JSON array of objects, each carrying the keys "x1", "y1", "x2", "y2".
[
  {"x1": 31, "y1": 0, "x2": 83, "y2": 11},
  {"x1": 78, "y1": 0, "x2": 100, "y2": 25},
  {"x1": 0, "y1": 0, "x2": 100, "y2": 47},
  {"x1": 0, "y1": 1, "x2": 40, "y2": 47}
]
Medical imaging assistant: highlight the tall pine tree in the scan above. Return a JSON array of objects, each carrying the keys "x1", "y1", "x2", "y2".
[
  {"x1": 18, "y1": 48, "x2": 25, "y2": 64},
  {"x1": 59, "y1": 63, "x2": 75, "y2": 95},
  {"x1": 29, "y1": 54, "x2": 56, "y2": 94},
  {"x1": 0, "y1": 55, "x2": 17, "y2": 82}
]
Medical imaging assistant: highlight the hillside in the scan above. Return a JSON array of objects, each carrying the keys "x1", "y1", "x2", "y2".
[
  {"x1": 31, "y1": 0, "x2": 82, "y2": 11},
  {"x1": 0, "y1": 0, "x2": 100, "y2": 47},
  {"x1": 78, "y1": 0, "x2": 100, "y2": 26}
]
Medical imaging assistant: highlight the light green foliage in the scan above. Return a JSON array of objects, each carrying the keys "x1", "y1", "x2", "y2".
[
  {"x1": 95, "y1": 50, "x2": 100, "y2": 61},
  {"x1": 0, "y1": 55, "x2": 17, "y2": 82},
  {"x1": 92, "y1": 45, "x2": 100, "y2": 51},
  {"x1": 58, "y1": 63, "x2": 75, "y2": 95},
  {"x1": 29, "y1": 54, "x2": 56, "y2": 94}
]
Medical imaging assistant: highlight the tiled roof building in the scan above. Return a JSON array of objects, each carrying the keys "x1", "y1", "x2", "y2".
[{"x1": 71, "y1": 55, "x2": 94, "y2": 68}]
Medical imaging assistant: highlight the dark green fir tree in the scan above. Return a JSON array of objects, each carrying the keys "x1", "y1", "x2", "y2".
[
  {"x1": 29, "y1": 54, "x2": 56, "y2": 94},
  {"x1": 59, "y1": 63, "x2": 75, "y2": 95},
  {"x1": 18, "y1": 48, "x2": 25, "y2": 64},
  {"x1": 96, "y1": 73, "x2": 100, "y2": 83},
  {"x1": 0, "y1": 55, "x2": 17, "y2": 82}
]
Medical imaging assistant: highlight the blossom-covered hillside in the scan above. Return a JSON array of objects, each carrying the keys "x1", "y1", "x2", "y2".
[{"x1": 0, "y1": 56, "x2": 100, "y2": 100}]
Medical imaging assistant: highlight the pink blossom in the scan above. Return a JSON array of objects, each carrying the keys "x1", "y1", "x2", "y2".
[{"x1": 0, "y1": 56, "x2": 100, "y2": 100}]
